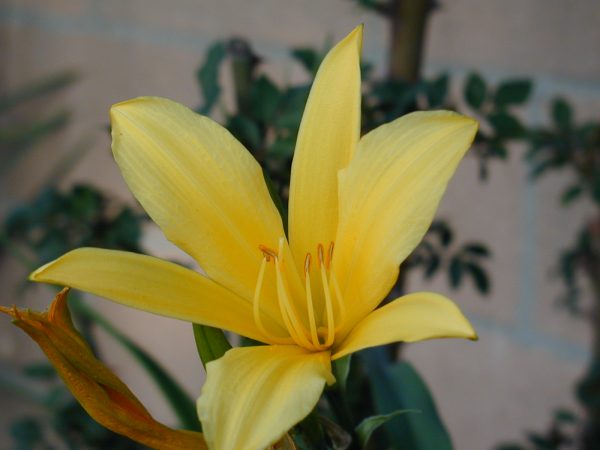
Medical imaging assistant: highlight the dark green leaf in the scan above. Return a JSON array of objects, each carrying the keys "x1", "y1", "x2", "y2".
[
  {"x1": 552, "y1": 98, "x2": 572, "y2": 130},
  {"x1": 463, "y1": 261, "x2": 491, "y2": 294},
  {"x1": 424, "y1": 253, "x2": 440, "y2": 279},
  {"x1": 263, "y1": 169, "x2": 288, "y2": 232},
  {"x1": 332, "y1": 355, "x2": 351, "y2": 393},
  {"x1": 196, "y1": 42, "x2": 226, "y2": 114},
  {"x1": 464, "y1": 73, "x2": 487, "y2": 109},
  {"x1": 0, "y1": 71, "x2": 78, "y2": 114},
  {"x1": 276, "y1": 85, "x2": 310, "y2": 130},
  {"x1": 355, "y1": 410, "x2": 417, "y2": 448},
  {"x1": 291, "y1": 48, "x2": 322, "y2": 76},
  {"x1": 268, "y1": 136, "x2": 296, "y2": 158},
  {"x1": 362, "y1": 348, "x2": 454, "y2": 450},
  {"x1": 554, "y1": 408, "x2": 577, "y2": 423},
  {"x1": 10, "y1": 417, "x2": 43, "y2": 444},
  {"x1": 463, "y1": 243, "x2": 491, "y2": 257},
  {"x1": 488, "y1": 111, "x2": 525, "y2": 138},
  {"x1": 23, "y1": 363, "x2": 57, "y2": 380},
  {"x1": 193, "y1": 324, "x2": 232, "y2": 368},
  {"x1": 429, "y1": 221, "x2": 453, "y2": 246},
  {"x1": 493, "y1": 79, "x2": 532, "y2": 108},
  {"x1": 227, "y1": 114, "x2": 262, "y2": 152},
  {"x1": 561, "y1": 185, "x2": 583, "y2": 206},
  {"x1": 488, "y1": 144, "x2": 508, "y2": 159},
  {"x1": 448, "y1": 257, "x2": 463, "y2": 288},
  {"x1": 250, "y1": 76, "x2": 281, "y2": 122},
  {"x1": 425, "y1": 73, "x2": 449, "y2": 107}
]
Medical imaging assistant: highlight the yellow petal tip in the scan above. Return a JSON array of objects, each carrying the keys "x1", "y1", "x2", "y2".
[{"x1": 345, "y1": 24, "x2": 364, "y2": 53}]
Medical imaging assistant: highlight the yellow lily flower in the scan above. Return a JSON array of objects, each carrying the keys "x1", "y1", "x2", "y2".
[
  {"x1": 30, "y1": 25, "x2": 477, "y2": 450},
  {"x1": 0, "y1": 288, "x2": 207, "y2": 450}
]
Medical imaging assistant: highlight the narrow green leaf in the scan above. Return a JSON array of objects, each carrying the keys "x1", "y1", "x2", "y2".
[
  {"x1": 0, "y1": 71, "x2": 78, "y2": 114},
  {"x1": 464, "y1": 73, "x2": 487, "y2": 109},
  {"x1": 561, "y1": 185, "x2": 583, "y2": 206},
  {"x1": 68, "y1": 295, "x2": 201, "y2": 431},
  {"x1": 355, "y1": 410, "x2": 417, "y2": 448},
  {"x1": 196, "y1": 42, "x2": 226, "y2": 115},
  {"x1": 332, "y1": 355, "x2": 351, "y2": 393},
  {"x1": 463, "y1": 243, "x2": 491, "y2": 257},
  {"x1": 493, "y1": 79, "x2": 532, "y2": 108},
  {"x1": 192, "y1": 324, "x2": 232, "y2": 367},
  {"x1": 362, "y1": 348, "x2": 454, "y2": 450}
]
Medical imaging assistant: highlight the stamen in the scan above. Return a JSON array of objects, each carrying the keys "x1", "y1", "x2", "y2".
[
  {"x1": 259, "y1": 244, "x2": 278, "y2": 262},
  {"x1": 317, "y1": 243, "x2": 325, "y2": 268},
  {"x1": 252, "y1": 256, "x2": 293, "y2": 345},
  {"x1": 326, "y1": 242, "x2": 334, "y2": 269},
  {"x1": 274, "y1": 241, "x2": 314, "y2": 349},
  {"x1": 304, "y1": 253, "x2": 322, "y2": 349},
  {"x1": 319, "y1": 260, "x2": 335, "y2": 347}
]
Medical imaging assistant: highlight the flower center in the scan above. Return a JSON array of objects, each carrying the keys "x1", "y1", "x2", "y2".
[{"x1": 252, "y1": 238, "x2": 346, "y2": 351}]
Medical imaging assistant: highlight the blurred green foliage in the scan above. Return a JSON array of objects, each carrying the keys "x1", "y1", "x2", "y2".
[
  {"x1": 0, "y1": 72, "x2": 76, "y2": 176},
  {"x1": 4, "y1": 4, "x2": 599, "y2": 448}
]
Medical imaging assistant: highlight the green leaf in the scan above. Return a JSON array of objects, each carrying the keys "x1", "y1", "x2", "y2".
[
  {"x1": 464, "y1": 73, "x2": 487, "y2": 109},
  {"x1": 332, "y1": 355, "x2": 351, "y2": 393},
  {"x1": 196, "y1": 42, "x2": 226, "y2": 115},
  {"x1": 355, "y1": 410, "x2": 417, "y2": 448},
  {"x1": 463, "y1": 243, "x2": 491, "y2": 257},
  {"x1": 68, "y1": 295, "x2": 201, "y2": 431},
  {"x1": 268, "y1": 136, "x2": 296, "y2": 158},
  {"x1": 263, "y1": 169, "x2": 288, "y2": 233},
  {"x1": 23, "y1": 363, "x2": 57, "y2": 380},
  {"x1": 448, "y1": 257, "x2": 463, "y2": 288},
  {"x1": 488, "y1": 111, "x2": 525, "y2": 138},
  {"x1": 192, "y1": 324, "x2": 232, "y2": 367},
  {"x1": 493, "y1": 79, "x2": 532, "y2": 108},
  {"x1": 425, "y1": 73, "x2": 449, "y2": 107},
  {"x1": 291, "y1": 48, "x2": 322, "y2": 76},
  {"x1": 552, "y1": 98, "x2": 573, "y2": 130},
  {"x1": 561, "y1": 185, "x2": 583, "y2": 206},
  {"x1": 227, "y1": 114, "x2": 262, "y2": 152},
  {"x1": 463, "y1": 261, "x2": 491, "y2": 294},
  {"x1": 362, "y1": 348, "x2": 454, "y2": 450},
  {"x1": 250, "y1": 76, "x2": 281, "y2": 122},
  {"x1": 0, "y1": 71, "x2": 78, "y2": 114}
]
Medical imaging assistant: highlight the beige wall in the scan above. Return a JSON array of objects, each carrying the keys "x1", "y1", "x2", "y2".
[{"x1": 1, "y1": 1, "x2": 600, "y2": 449}]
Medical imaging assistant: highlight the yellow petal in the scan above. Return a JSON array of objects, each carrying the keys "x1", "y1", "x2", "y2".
[
  {"x1": 0, "y1": 289, "x2": 207, "y2": 450},
  {"x1": 332, "y1": 292, "x2": 477, "y2": 360},
  {"x1": 288, "y1": 26, "x2": 362, "y2": 269},
  {"x1": 30, "y1": 248, "x2": 285, "y2": 342},
  {"x1": 111, "y1": 97, "x2": 285, "y2": 308},
  {"x1": 333, "y1": 111, "x2": 478, "y2": 333},
  {"x1": 197, "y1": 345, "x2": 334, "y2": 450}
]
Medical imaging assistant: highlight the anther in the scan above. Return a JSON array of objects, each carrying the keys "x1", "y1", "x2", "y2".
[
  {"x1": 326, "y1": 242, "x2": 335, "y2": 269},
  {"x1": 258, "y1": 245, "x2": 278, "y2": 261},
  {"x1": 304, "y1": 253, "x2": 312, "y2": 275},
  {"x1": 317, "y1": 243, "x2": 325, "y2": 267}
]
